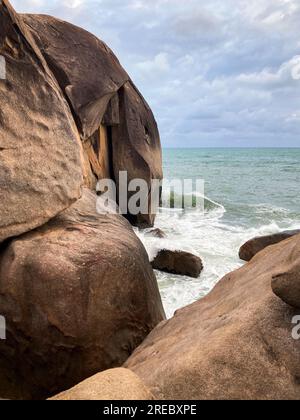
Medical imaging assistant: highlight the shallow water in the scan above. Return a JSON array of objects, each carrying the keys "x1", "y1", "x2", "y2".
[{"x1": 137, "y1": 148, "x2": 300, "y2": 318}]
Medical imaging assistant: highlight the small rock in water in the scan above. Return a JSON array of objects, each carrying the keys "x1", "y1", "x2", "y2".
[
  {"x1": 145, "y1": 228, "x2": 167, "y2": 239},
  {"x1": 152, "y1": 250, "x2": 203, "y2": 278}
]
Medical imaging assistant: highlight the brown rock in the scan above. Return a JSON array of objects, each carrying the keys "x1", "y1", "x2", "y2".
[
  {"x1": 23, "y1": 13, "x2": 129, "y2": 140},
  {"x1": 272, "y1": 266, "x2": 300, "y2": 309},
  {"x1": 0, "y1": 0, "x2": 84, "y2": 244},
  {"x1": 239, "y1": 230, "x2": 300, "y2": 261},
  {"x1": 23, "y1": 13, "x2": 163, "y2": 228},
  {"x1": 49, "y1": 368, "x2": 154, "y2": 401},
  {"x1": 152, "y1": 250, "x2": 203, "y2": 278},
  {"x1": 111, "y1": 82, "x2": 163, "y2": 228},
  {"x1": 125, "y1": 235, "x2": 300, "y2": 400},
  {"x1": 0, "y1": 189, "x2": 165, "y2": 400},
  {"x1": 83, "y1": 124, "x2": 113, "y2": 189},
  {"x1": 145, "y1": 228, "x2": 166, "y2": 239}
]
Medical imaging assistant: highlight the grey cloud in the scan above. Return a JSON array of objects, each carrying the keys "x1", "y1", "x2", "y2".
[
  {"x1": 172, "y1": 10, "x2": 220, "y2": 37},
  {"x1": 10, "y1": 0, "x2": 300, "y2": 147}
]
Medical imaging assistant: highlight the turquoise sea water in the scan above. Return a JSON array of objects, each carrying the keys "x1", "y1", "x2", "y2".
[{"x1": 137, "y1": 148, "x2": 300, "y2": 318}]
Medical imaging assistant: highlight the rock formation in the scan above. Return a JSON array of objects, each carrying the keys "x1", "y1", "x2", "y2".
[
  {"x1": 22, "y1": 11, "x2": 163, "y2": 227},
  {"x1": 0, "y1": 189, "x2": 165, "y2": 400},
  {"x1": 0, "y1": 0, "x2": 162, "y2": 237},
  {"x1": 239, "y1": 230, "x2": 300, "y2": 262},
  {"x1": 125, "y1": 234, "x2": 300, "y2": 400},
  {"x1": 272, "y1": 264, "x2": 300, "y2": 309},
  {"x1": 0, "y1": 0, "x2": 165, "y2": 400},
  {"x1": 0, "y1": 0, "x2": 84, "y2": 243},
  {"x1": 22, "y1": 13, "x2": 128, "y2": 141},
  {"x1": 152, "y1": 250, "x2": 203, "y2": 278},
  {"x1": 49, "y1": 368, "x2": 154, "y2": 400},
  {"x1": 3, "y1": 0, "x2": 299, "y2": 403}
]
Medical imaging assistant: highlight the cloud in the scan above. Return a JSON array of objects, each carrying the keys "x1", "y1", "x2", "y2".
[
  {"x1": 62, "y1": 0, "x2": 85, "y2": 8},
  {"x1": 9, "y1": 0, "x2": 300, "y2": 147},
  {"x1": 172, "y1": 10, "x2": 219, "y2": 37},
  {"x1": 137, "y1": 53, "x2": 170, "y2": 79},
  {"x1": 237, "y1": 56, "x2": 300, "y2": 87}
]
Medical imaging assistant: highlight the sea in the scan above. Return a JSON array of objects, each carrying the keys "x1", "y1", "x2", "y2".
[{"x1": 136, "y1": 148, "x2": 300, "y2": 318}]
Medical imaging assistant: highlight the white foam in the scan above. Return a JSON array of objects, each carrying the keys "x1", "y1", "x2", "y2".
[{"x1": 137, "y1": 198, "x2": 300, "y2": 319}]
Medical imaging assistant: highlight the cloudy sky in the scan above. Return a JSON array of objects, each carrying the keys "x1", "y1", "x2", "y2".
[{"x1": 12, "y1": 0, "x2": 300, "y2": 147}]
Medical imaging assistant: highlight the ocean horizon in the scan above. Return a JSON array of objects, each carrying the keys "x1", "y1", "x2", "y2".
[
  {"x1": 138, "y1": 147, "x2": 300, "y2": 318},
  {"x1": 163, "y1": 146, "x2": 300, "y2": 149}
]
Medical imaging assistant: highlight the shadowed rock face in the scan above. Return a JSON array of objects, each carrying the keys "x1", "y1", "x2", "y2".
[
  {"x1": 125, "y1": 235, "x2": 300, "y2": 400},
  {"x1": 239, "y1": 230, "x2": 300, "y2": 262},
  {"x1": 0, "y1": 0, "x2": 84, "y2": 243},
  {"x1": 0, "y1": 189, "x2": 165, "y2": 400},
  {"x1": 111, "y1": 82, "x2": 163, "y2": 227},
  {"x1": 272, "y1": 265, "x2": 300, "y2": 309},
  {"x1": 23, "y1": 13, "x2": 163, "y2": 228}
]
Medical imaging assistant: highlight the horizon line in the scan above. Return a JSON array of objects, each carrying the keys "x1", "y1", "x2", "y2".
[{"x1": 162, "y1": 146, "x2": 300, "y2": 149}]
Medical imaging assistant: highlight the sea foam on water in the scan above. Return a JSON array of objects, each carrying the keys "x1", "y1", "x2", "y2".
[{"x1": 137, "y1": 193, "x2": 300, "y2": 318}]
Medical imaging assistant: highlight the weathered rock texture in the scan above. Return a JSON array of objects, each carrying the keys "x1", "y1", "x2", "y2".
[
  {"x1": 0, "y1": 0, "x2": 164, "y2": 401},
  {"x1": 111, "y1": 82, "x2": 163, "y2": 227},
  {"x1": 239, "y1": 230, "x2": 300, "y2": 262},
  {"x1": 22, "y1": 13, "x2": 129, "y2": 140},
  {"x1": 0, "y1": 0, "x2": 162, "y2": 243},
  {"x1": 23, "y1": 12, "x2": 163, "y2": 228},
  {"x1": 152, "y1": 250, "x2": 203, "y2": 278},
  {"x1": 126, "y1": 235, "x2": 300, "y2": 400},
  {"x1": 272, "y1": 265, "x2": 300, "y2": 309},
  {"x1": 0, "y1": 0, "x2": 84, "y2": 243},
  {"x1": 0, "y1": 189, "x2": 165, "y2": 400},
  {"x1": 50, "y1": 368, "x2": 154, "y2": 401}
]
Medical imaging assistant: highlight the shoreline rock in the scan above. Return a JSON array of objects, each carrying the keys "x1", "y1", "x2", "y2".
[
  {"x1": 239, "y1": 230, "x2": 300, "y2": 261},
  {"x1": 145, "y1": 228, "x2": 166, "y2": 239},
  {"x1": 49, "y1": 368, "x2": 154, "y2": 400},
  {"x1": 0, "y1": 189, "x2": 165, "y2": 400},
  {"x1": 151, "y1": 250, "x2": 203, "y2": 278},
  {"x1": 23, "y1": 12, "x2": 163, "y2": 228},
  {"x1": 125, "y1": 234, "x2": 300, "y2": 400},
  {"x1": 0, "y1": 0, "x2": 165, "y2": 401}
]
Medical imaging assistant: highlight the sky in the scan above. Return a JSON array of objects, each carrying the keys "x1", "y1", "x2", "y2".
[{"x1": 11, "y1": 0, "x2": 300, "y2": 147}]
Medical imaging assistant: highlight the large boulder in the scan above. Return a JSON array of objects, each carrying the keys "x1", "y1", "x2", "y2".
[
  {"x1": 0, "y1": 0, "x2": 84, "y2": 244},
  {"x1": 23, "y1": 13, "x2": 163, "y2": 228},
  {"x1": 0, "y1": 1, "x2": 162, "y2": 234},
  {"x1": 125, "y1": 235, "x2": 300, "y2": 400},
  {"x1": 152, "y1": 250, "x2": 203, "y2": 278},
  {"x1": 0, "y1": 189, "x2": 165, "y2": 400},
  {"x1": 239, "y1": 230, "x2": 300, "y2": 261},
  {"x1": 49, "y1": 368, "x2": 154, "y2": 401}
]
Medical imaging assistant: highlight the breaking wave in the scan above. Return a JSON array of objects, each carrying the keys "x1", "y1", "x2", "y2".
[{"x1": 137, "y1": 195, "x2": 300, "y2": 319}]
